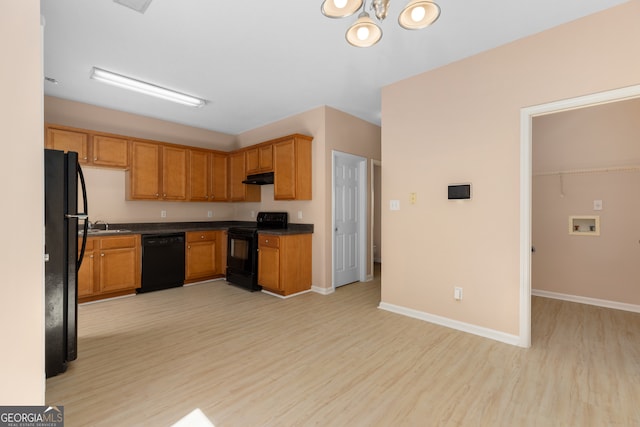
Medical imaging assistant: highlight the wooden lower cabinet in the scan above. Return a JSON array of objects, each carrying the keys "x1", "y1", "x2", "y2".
[
  {"x1": 78, "y1": 235, "x2": 141, "y2": 303},
  {"x1": 185, "y1": 230, "x2": 227, "y2": 283},
  {"x1": 258, "y1": 233, "x2": 312, "y2": 296}
]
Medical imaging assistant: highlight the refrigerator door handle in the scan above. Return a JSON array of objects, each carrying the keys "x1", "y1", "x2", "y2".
[
  {"x1": 76, "y1": 162, "x2": 89, "y2": 270},
  {"x1": 65, "y1": 213, "x2": 89, "y2": 220}
]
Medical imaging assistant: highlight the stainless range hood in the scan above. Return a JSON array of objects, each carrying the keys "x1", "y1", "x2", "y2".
[{"x1": 242, "y1": 172, "x2": 274, "y2": 185}]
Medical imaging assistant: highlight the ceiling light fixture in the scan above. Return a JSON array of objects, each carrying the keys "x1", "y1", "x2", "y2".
[
  {"x1": 89, "y1": 67, "x2": 206, "y2": 108},
  {"x1": 321, "y1": 0, "x2": 440, "y2": 47},
  {"x1": 113, "y1": 0, "x2": 153, "y2": 14}
]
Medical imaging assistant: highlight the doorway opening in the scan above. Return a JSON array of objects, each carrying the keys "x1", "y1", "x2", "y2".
[{"x1": 520, "y1": 84, "x2": 640, "y2": 348}]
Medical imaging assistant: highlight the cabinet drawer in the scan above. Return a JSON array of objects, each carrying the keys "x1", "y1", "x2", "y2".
[
  {"x1": 99, "y1": 235, "x2": 138, "y2": 250},
  {"x1": 187, "y1": 231, "x2": 217, "y2": 243},
  {"x1": 258, "y1": 234, "x2": 279, "y2": 248}
]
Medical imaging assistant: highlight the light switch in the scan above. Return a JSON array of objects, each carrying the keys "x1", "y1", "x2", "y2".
[
  {"x1": 593, "y1": 200, "x2": 603, "y2": 211},
  {"x1": 390, "y1": 200, "x2": 400, "y2": 211}
]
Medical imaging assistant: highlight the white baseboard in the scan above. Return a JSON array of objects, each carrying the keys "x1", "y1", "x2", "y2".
[
  {"x1": 312, "y1": 285, "x2": 334, "y2": 295},
  {"x1": 261, "y1": 289, "x2": 312, "y2": 299},
  {"x1": 532, "y1": 289, "x2": 640, "y2": 313},
  {"x1": 184, "y1": 277, "x2": 225, "y2": 287},
  {"x1": 378, "y1": 302, "x2": 522, "y2": 347}
]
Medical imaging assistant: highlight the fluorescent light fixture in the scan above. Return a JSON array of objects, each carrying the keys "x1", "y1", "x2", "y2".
[
  {"x1": 89, "y1": 67, "x2": 206, "y2": 107},
  {"x1": 113, "y1": 0, "x2": 153, "y2": 14}
]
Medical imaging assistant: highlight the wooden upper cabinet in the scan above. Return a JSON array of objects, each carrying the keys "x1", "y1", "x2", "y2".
[
  {"x1": 246, "y1": 144, "x2": 273, "y2": 174},
  {"x1": 92, "y1": 135, "x2": 129, "y2": 168},
  {"x1": 127, "y1": 141, "x2": 187, "y2": 201},
  {"x1": 161, "y1": 145, "x2": 188, "y2": 200},
  {"x1": 188, "y1": 149, "x2": 209, "y2": 202},
  {"x1": 127, "y1": 140, "x2": 161, "y2": 200},
  {"x1": 46, "y1": 127, "x2": 89, "y2": 163},
  {"x1": 45, "y1": 124, "x2": 129, "y2": 169},
  {"x1": 273, "y1": 135, "x2": 312, "y2": 200},
  {"x1": 210, "y1": 152, "x2": 228, "y2": 202},
  {"x1": 229, "y1": 151, "x2": 260, "y2": 202},
  {"x1": 188, "y1": 149, "x2": 228, "y2": 202}
]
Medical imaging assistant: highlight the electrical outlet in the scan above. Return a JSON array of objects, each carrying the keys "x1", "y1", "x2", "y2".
[
  {"x1": 250, "y1": 210, "x2": 255, "y2": 218},
  {"x1": 593, "y1": 200, "x2": 603, "y2": 211},
  {"x1": 410, "y1": 192, "x2": 417, "y2": 204},
  {"x1": 160, "y1": 210, "x2": 167, "y2": 218},
  {"x1": 454, "y1": 287, "x2": 463, "y2": 301},
  {"x1": 207, "y1": 210, "x2": 213, "y2": 218},
  {"x1": 298, "y1": 210, "x2": 303, "y2": 219},
  {"x1": 390, "y1": 200, "x2": 400, "y2": 211}
]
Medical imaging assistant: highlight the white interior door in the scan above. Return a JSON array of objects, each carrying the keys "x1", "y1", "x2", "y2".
[{"x1": 333, "y1": 151, "x2": 366, "y2": 287}]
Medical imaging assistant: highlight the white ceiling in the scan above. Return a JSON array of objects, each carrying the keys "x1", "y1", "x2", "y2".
[{"x1": 41, "y1": 0, "x2": 628, "y2": 135}]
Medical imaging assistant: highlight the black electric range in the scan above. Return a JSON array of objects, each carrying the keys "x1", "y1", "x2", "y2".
[{"x1": 226, "y1": 212, "x2": 288, "y2": 291}]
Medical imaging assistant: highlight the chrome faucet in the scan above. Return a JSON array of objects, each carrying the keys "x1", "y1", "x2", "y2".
[{"x1": 92, "y1": 220, "x2": 109, "y2": 231}]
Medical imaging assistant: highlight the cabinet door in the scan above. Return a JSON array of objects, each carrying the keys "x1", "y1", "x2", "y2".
[
  {"x1": 228, "y1": 152, "x2": 247, "y2": 201},
  {"x1": 245, "y1": 148, "x2": 259, "y2": 175},
  {"x1": 188, "y1": 149, "x2": 209, "y2": 201},
  {"x1": 258, "y1": 144, "x2": 273, "y2": 172},
  {"x1": 258, "y1": 245, "x2": 280, "y2": 291},
  {"x1": 273, "y1": 139, "x2": 297, "y2": 200},
  {"x1": 92, "y1": 135, "x2": 129, "y2": 167},
  {"x1": 210, "y1": 153, "x2": 228, "y2": 201},
  {"x1": 46, "y1": 128, "x2": 89, "y2": 163},
  {"x1": 186, "y1": 240, "x2": 217, "y2": 280},
  {"x1": 273, "y1": 137, "x2": 312, "y2": 200},
  {"x1": 129, "y1": 141, "x2": 161, "y2": 200},
  {"x1": 247, "y1": 145, "x2": 274, "y2": 174},
  {"x1": 99, "y1": 247, "x2": 139, "y2": 293},
  {"x1": 78, "y1": 238, "x2": 96, "y2": 297},
  {"x1": 162, "y1": 146, "x2": 188, "y2": 200}
]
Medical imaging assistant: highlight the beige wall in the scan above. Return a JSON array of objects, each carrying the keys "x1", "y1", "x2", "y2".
[
  {"x1": 381, "y1": 1, "x2": 640, "y2": 338},
  {"x1": 81, "y1": 167, "x2": 237, "y2": 223},
  {"x1": 0, "y1": 1, "x2": 45, "y2": 403},
  {"x1": 532, "y1": 99, "x2": 640, "y2": 304}
]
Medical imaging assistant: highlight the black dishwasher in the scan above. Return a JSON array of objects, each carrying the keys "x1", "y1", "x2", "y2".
[{"x1": 138, "y1": 233, "x2": 185, "y2": 293}]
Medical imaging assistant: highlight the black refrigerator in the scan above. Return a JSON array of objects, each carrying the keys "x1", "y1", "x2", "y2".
[{"x1": 44, "y1": 149, "x2": 89, "y2": 378}]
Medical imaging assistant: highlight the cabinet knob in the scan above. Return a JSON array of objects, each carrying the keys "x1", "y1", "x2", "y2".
[
  {"x1": 83, "y1": 157, "x2": 88, "y2": 160},
  {"x1": 201, "y1": 235, "x2": 204, "y2": 239},
  {"x1": 101, "y1": 253, "x2": 105, "y2": 257},
  {"x1": 163, "y1": 193, "x2": 167, "y2": 197},
  {"x1": 188, "y1": 245, "x2": 191, "y2": 249},
  {"x1": 94, "y1": 157, "x2": 98, "y2": 161},
  {"x1": 89, "y1": 255, "x2": 94, "y2": 258},
  {"x1": 265, "y1": 239, "x2": 269, "y2": 243},
  {"x1": 155, "y1": 193, "x2": 159, "y2": 197}
]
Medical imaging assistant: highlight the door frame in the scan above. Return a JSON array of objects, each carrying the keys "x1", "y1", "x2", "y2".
[
  {"x1": 519, "y1": 83, "x2": 640, "y2": 348},
  {"x1": 332, "y1": 150, "x2": 368, "y2": 289},
  {"x1": 370, "y1": 159, "x2": 382, "y2": 275}
]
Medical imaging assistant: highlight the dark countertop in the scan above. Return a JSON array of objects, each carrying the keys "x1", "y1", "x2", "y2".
[{"x1": 80, "y1": 220, "x2": 313, "y2": 237}]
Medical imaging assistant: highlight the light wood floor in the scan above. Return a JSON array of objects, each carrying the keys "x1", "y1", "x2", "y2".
[{"x1": 47, "y1": 270, "x2": 640, "y2": 426}]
